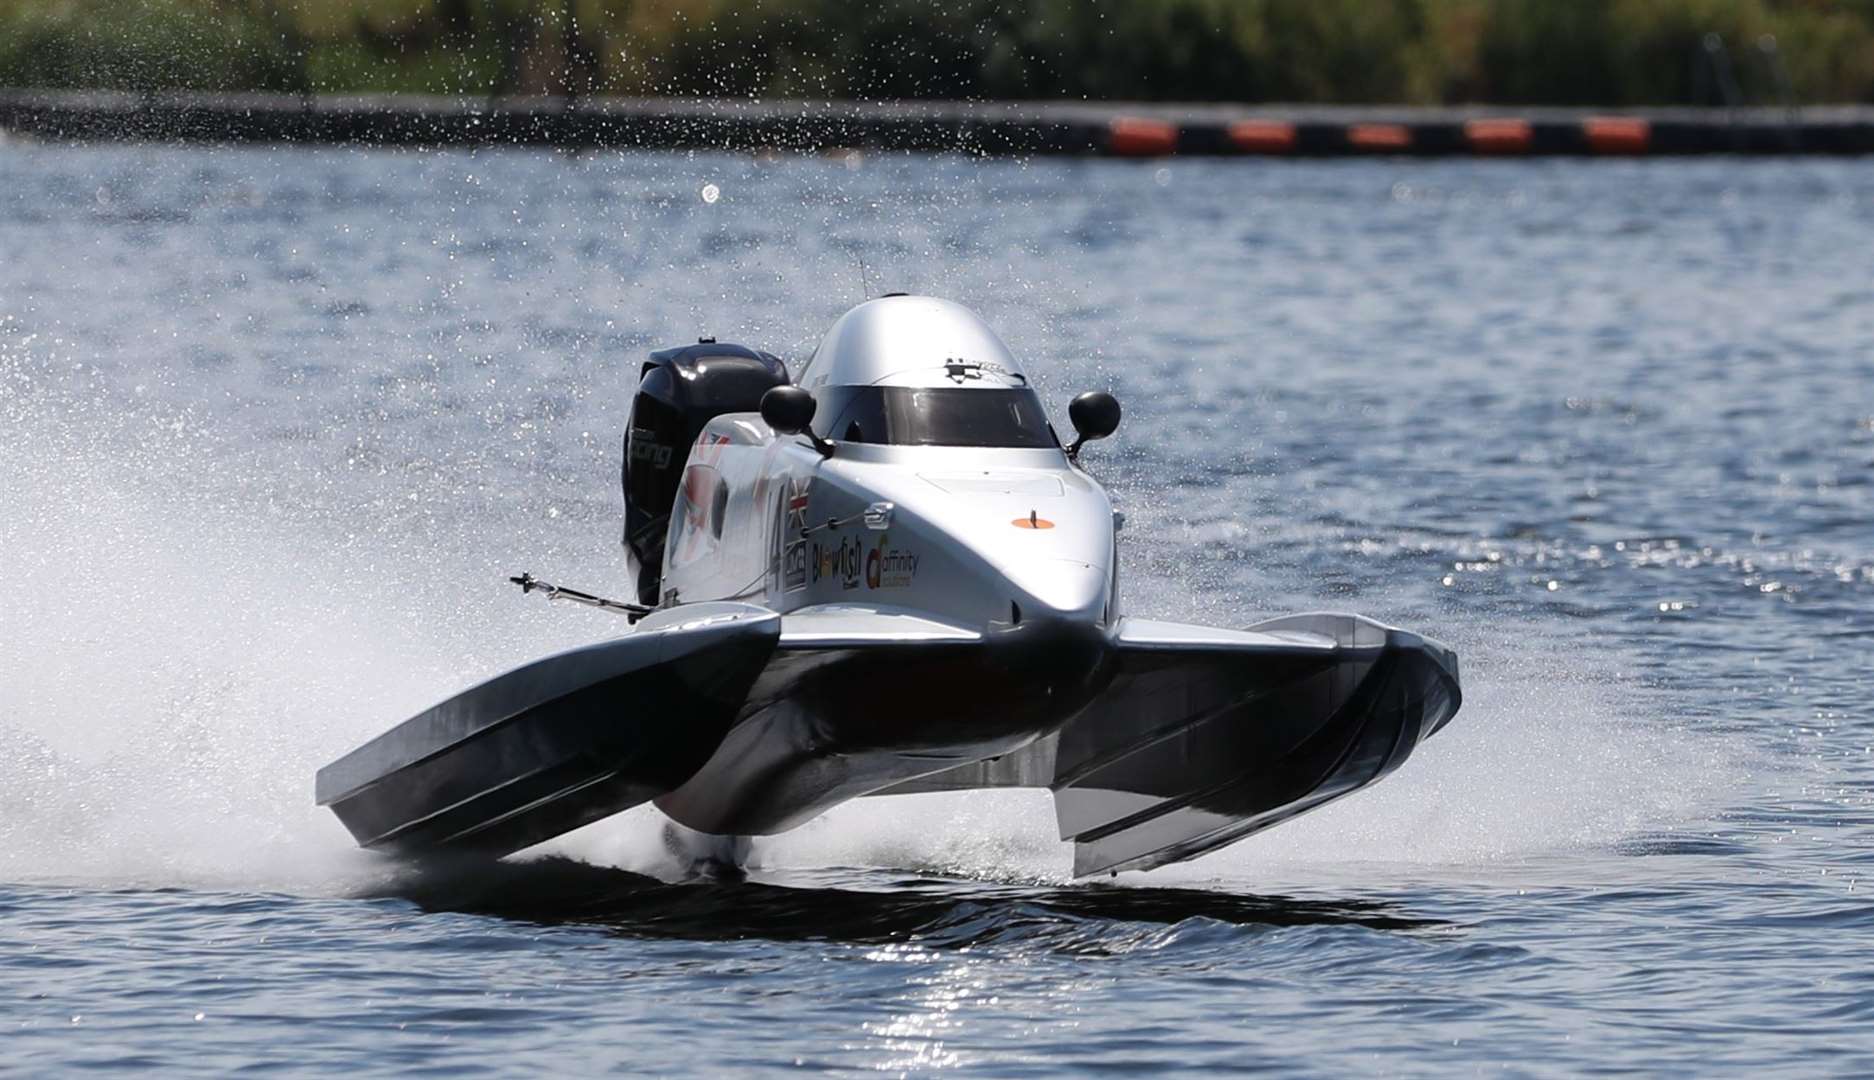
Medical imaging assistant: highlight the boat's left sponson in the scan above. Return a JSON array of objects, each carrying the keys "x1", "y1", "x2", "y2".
[{"x1": 313, "y1": 602, "x2": 781, "y2": 856}]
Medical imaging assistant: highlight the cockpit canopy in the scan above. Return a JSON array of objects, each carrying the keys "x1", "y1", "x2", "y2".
[
  {"x1": 798, "y1": 295, "x2": 1032, "y2": 392},
  {"x1": 812, "y1": 386, "x2": 1055, "y2": 448},
  {"x1": 798, "y1": 295, "x2": 1056, "y2": 449}
]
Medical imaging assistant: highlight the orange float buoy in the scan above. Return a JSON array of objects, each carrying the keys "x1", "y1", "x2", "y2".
[
  {"x1": 1465, "y1": 118, "x2": 1533, "y2": 154},
  {"x1": 1583, "y1": 116, "x2": 1650, "y2": 154},
  {"x1": 1228, "y1": 120, "x2": 1297, "y2": 154},
  {"x1": 1346, "y1": 123, "x2": 1413, "y2": 152},
  {"x1": 1107, "y1": 117, "x2": 1178, "y2": 157}
]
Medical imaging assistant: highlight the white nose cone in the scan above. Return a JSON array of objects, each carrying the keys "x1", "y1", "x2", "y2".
[{"x1": 1014, "y1": 559, "x2": 1108, "y2": 621}]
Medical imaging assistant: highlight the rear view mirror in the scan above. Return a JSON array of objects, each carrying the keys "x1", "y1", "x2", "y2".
[
  {"x1": 1066, "y1": 390, "x2": 1122, "y2": 459},
  {"x1": 760, "y1": 385, "x2": 816, "y2": 434},
  {"x1": 761, "y1": 386, "x2": 834, "y2": 457}
]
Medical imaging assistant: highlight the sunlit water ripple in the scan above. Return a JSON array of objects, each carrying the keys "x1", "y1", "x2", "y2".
[{"x1": 1, "y1": 144, "x2": 1870, "y2": 1074}]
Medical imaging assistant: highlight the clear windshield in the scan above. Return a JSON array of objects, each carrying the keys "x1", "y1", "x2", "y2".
[{"x1": 819, "y1": 387, "x2": 1057, "y2": 449}]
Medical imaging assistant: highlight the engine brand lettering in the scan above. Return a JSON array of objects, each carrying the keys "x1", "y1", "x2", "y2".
[{"x1": 629, "y1": 434, "x2": 671, "y2": 468}]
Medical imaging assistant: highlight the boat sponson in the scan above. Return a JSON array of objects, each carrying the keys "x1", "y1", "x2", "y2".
[
  {"x1": 1059, "y1": 614, "x2": 1461, "y2": 876},
  {"x1": 314, "y1": 603, "x2": 780, "y2": 855}
]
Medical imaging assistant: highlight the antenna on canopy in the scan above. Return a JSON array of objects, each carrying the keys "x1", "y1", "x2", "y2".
[{"x1": 854, "y1": 249, "x2": 874, "y2": 300}]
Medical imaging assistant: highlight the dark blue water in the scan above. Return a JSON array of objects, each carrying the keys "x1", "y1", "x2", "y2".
[{"x1": 2, "y1": 144, "x2": 1870, "y2": 1074}]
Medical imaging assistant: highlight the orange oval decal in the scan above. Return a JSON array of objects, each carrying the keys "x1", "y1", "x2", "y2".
[{"x1": 1011, "y1": 515, "x2": 1055, "y2": 530}]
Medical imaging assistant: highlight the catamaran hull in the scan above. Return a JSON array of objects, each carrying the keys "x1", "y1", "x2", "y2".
[
  {"x1": 313, "y1": 296, "x2": 1465, "y2": 877},
  {"x1": 316, "y1": 606, "x2": 1458, "y2": 877}
]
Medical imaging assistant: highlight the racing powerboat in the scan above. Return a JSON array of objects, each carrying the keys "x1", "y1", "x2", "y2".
[{"x1": 315, "y1": 295, "x2": 1461, "y2": 877}]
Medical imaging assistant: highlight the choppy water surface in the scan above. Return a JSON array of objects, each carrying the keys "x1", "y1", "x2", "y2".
[{"x1": 2, "y1": 144, "x2": 1870, "y2": 1074}]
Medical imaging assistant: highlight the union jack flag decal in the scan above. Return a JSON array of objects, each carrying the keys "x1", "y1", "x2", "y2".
[{"x1": 780, "y1": 475, "x2": 810, "y2": 592}]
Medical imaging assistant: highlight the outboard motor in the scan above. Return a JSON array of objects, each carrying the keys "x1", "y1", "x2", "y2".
[{"x1": 622, "y1": 339, "x2": 789, "y2": 605}]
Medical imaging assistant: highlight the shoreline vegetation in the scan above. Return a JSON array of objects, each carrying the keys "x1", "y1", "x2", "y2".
[{"x1": 4, "y1": 1, "x2": 1874, "y2": 106}]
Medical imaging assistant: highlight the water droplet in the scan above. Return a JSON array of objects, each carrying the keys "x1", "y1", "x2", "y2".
[{"x1": 700, "y1": 183, "x2": 720, "y2": 205}]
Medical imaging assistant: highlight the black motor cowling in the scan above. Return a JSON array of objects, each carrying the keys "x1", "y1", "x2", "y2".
[{"x1": 622, "y1": 340, "x2": 789, "y2": 604}]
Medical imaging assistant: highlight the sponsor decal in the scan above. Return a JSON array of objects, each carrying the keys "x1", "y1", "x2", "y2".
[
  {"x1": 976, "y1": 361, "x2": 1025, "y2": 384},
  {"x1": 811, "y1": 534, "x2": 864, "y2": 591},
  {"x1": 672, "y1": 465, "x2": 722, "y2": 565},
  {"x1": 942, "y1": 358, "x2": 1026, "y2": 385},
  {"x1": 780, "y1": 475, "x2": 810, "y2": 593},
  {"x1": 783, "y1": 542, "x2": 809, "y2": 592},
  {"x1": 692, "y1": 430, "x2": 731, "y2": 467},
  {"x1": 750, "y1": 439, "x2": 786, "y2": 508},
  {"x1": 1011, "y1": 511, "x2": 1055, "y2": 530},
  {"x1": 864, "y1": 533, "x2": 920, "y2": 589}
]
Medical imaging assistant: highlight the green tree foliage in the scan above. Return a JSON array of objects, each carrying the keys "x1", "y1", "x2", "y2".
[
  {"x1": 3, "y1": 0, "x2": 1873, "y2": 104},
  {"x1": 0, "y1": 0, "x2": 309, "y2": 92}
]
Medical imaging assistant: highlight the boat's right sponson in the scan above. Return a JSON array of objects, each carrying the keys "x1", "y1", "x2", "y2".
[
  {"x1": 1054, "y1": 613, "x2": 1462, "y2": 877},
  {"x1": 872, "y1": 612, "x2": 1462, "y2": 877}
]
